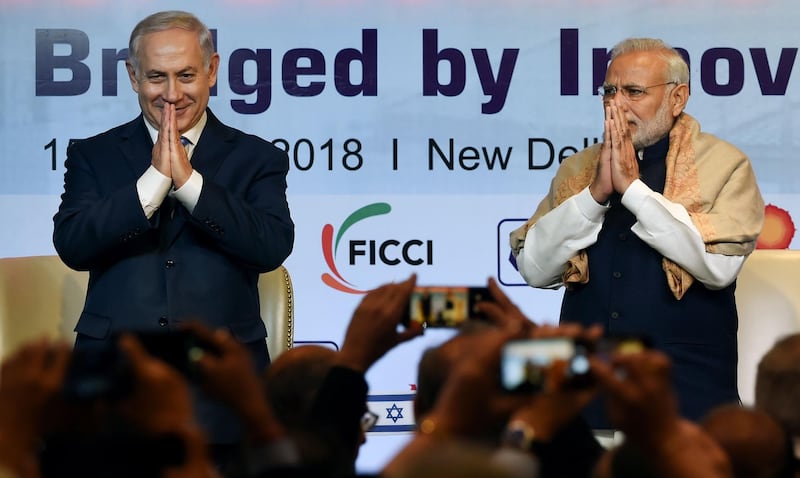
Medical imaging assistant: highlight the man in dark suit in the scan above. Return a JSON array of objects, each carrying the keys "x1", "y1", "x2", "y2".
[{"x1": 52, "y1": 10, "x2": 294, "y2": 460}]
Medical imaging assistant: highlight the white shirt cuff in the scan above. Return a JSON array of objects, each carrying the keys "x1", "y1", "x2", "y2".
[
  {"x1": 173, "y1": 170, "x2": 203, "y2": 214},
  {"x1": 136, "y1": 166, "x2": 172, "y2": 219},
  {"x1": 575, "y1": 187, "x2": 611, "y2": 223}
]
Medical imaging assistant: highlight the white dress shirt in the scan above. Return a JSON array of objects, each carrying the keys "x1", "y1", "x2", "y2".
[{"x1": 135, "y1": 113, "x2": 206, "y2": 219}]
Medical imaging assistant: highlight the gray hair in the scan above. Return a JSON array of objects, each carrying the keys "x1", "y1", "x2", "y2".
[
  {"x1": 610, "y1": 38, "x2": 690, "y2": 86},
  {"x1": 127, "y1": 10, "x2": 215, "y2": 76}
]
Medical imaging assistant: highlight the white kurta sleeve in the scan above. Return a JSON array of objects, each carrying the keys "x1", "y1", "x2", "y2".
[
  {"x1": 516, "y1": 187, "x2": 609, "y2": 288},
  {"x1": 621, "y1": 179, "x2": 744, "y2": 289}
]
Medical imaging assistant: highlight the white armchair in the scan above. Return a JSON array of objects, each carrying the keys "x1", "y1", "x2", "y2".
[
  {"x1": 735, "y1": 249, "x2": 800, "y2": 405},
  {"x1": 0, "y1": 255, "x2": 294, "y2": 360}
]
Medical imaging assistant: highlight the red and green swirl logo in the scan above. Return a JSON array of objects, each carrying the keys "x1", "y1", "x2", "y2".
[{"x1": 322, "y1": 202, "x2": 392, "y2": 294}]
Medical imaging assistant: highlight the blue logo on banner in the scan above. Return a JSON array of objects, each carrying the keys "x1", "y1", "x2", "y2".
[{"x1": 497, "y1": 218, "x2": 528, "y2": 286}]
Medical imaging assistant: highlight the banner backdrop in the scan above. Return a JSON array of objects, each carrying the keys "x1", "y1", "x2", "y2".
[{"x1": 3, "y1": 0, "x2": 799, "y2": 471}]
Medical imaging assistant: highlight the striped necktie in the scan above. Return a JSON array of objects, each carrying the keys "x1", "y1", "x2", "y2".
[
  {"x1": 160, "y1": 136, "x2": 191, "y2": 225},
  {"x1": 180, "y1": 136, "x2": 192, "y2": 157}
]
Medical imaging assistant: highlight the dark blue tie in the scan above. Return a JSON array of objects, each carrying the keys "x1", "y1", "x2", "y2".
[
  {"x1": 160, "y1": 136, "x2": 190, "y2": 237},
  {"x1": 180, "y1": 136, "x2": 192, "y2": 156}
]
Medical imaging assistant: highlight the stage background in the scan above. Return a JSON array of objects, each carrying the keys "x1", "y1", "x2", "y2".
[{"x1": 2, "y1": 0, "x2": 798, "y2": 472}]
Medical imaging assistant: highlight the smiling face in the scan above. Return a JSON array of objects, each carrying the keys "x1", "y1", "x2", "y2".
[
  {"x1": 604, "y1": 50, "x2": 687, "y2": 149},
  {"x1": 126, "y1": 27, "x2": 219, "y2": 134}
]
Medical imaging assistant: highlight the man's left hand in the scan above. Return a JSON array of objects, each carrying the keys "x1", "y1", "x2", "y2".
[{"x1": 166, "y1": 103, "x2": 193, "y2": 189}]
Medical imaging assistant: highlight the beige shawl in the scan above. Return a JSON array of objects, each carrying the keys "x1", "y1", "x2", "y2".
[{"x1": 510, "y1": 113, "x2": 764, "y2": 300}]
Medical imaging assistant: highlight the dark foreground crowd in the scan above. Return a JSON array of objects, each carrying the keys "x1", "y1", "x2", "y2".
[{"x1": 0, "y1": 275, "x2": 797, "y2": 478}]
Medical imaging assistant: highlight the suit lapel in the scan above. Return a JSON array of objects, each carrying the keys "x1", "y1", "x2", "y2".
[
  {"x1": 119, "y1": 115, "x2": 155, "y2": 178},
  {"x1": 190, "y1": 109, "x2": 234, "y2": 179}
]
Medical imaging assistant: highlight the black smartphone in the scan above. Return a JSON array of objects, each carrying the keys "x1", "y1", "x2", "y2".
[
  {"x1": 406, "y1": 286, "x2": 493, "y2": 328},
  {"x1": 500, "y1": 337, "x2": 576, "y2": 393},
  {"x1": 499, "y1": 335, "x2": 652, "y2": 394},
  {"x1": 62, "y1": 330, "x2": 218, "y2": 401},
  {"x1": 62, "y1": 339, "x2": 134, "y2": 401},
  {"x1": 132, "y1": 330, "x2": 218, "y2": 377}
]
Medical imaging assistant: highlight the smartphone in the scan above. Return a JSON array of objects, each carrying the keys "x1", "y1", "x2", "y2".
[
  {"x1": 499, "y1": 335, "x2": 652, "y2": 394},
  {"x1": 406, "y1": 286, "x2": 493, "y2": 328},
  {"x1": 593, "y1": 335, "x2": 651, "y2": 362},
  {"x1": 133, "y1": 331, "x2": 218, "y2": 376},
  {"x1": 62, "y1": 330, "x2": 219, "y2": 401},
  {"x1": 62, "y1": 339, "x2": 134, "y2": 401},
  {"x1": 500, "y1": 337, "x2": 576, "y2": 393}
]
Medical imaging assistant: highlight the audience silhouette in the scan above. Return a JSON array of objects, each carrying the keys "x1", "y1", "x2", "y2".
[{"x1": 4, "y1": 274, "x2": 796, "y2": 477}]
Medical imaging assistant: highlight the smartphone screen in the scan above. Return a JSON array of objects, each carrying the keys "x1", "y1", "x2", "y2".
[
  {"x1": 500, "y1": 337, "x2": 575, "y2": 393},
  {"x1": 594, "y1": 335, "x2": 651, "y2": 362},
  {"x1": 407, "y1": 286, "x2": 492, "y2": 328}
]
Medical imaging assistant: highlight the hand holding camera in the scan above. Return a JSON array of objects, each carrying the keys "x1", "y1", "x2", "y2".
[
  {"x1": 62, "y1": 329, "x2": 221, "y2": 402},
  {"x1": 0, "y1": 338, "x2": 71, "y2": 477},
  {"x1": 500, "y1": 330, "x2": 649, "y2": 394},
  {"x1": 498, "y1": 327, "x2": 648, "y2": 446},
  {"x1": 114, "y1": 333, "x2": 197, "y2": 435},
  {"x1": 178, "y1": 321, "x2": 287, "y2": 445},
  {"x1": 404, "y1": 284, "x2": 498, "y2": 329},
  {"x1": 338, "y1": 274, "x2": 425, "y2": 373}
]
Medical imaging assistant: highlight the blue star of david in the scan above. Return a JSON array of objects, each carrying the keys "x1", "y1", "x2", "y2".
[{"x1": 385, "y1": 403, "x2": 404, "y2": 423}]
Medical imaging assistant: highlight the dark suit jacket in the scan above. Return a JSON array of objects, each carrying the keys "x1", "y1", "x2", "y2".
[{"x1": 53, "y1": 109, "x2": 294, "y2": 441}]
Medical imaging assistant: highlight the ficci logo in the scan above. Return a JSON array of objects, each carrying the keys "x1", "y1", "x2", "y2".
[{"x1": 322, "y1": 202, "x2": 433, "y2": 294}]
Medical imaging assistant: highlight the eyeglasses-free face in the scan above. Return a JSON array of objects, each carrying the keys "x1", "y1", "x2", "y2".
[{"x1": 360, "y1": 410, "x2": 379, "y2": 432}]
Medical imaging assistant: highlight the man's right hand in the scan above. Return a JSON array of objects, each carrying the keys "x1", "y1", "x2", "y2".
[
  {"x1": 152, "y1": 103, "x2": 175, "y2": 179},
  {"x1": 589, "y1": 103, "x2": 614, "y2": 204},
  {"x1": 152, "y1": 103, "x2": 193, "y2": 190},
  {"x1": 606, "y1": 99, "x2": 639, "y2": 195},
  {"x1": 336, "y1": 274, "x2": 424, "y2": 373}
]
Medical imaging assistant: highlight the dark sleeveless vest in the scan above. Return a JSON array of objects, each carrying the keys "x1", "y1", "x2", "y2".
[{"x1": 560, "y1": 135, "x2": 739, "y2": 428}]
